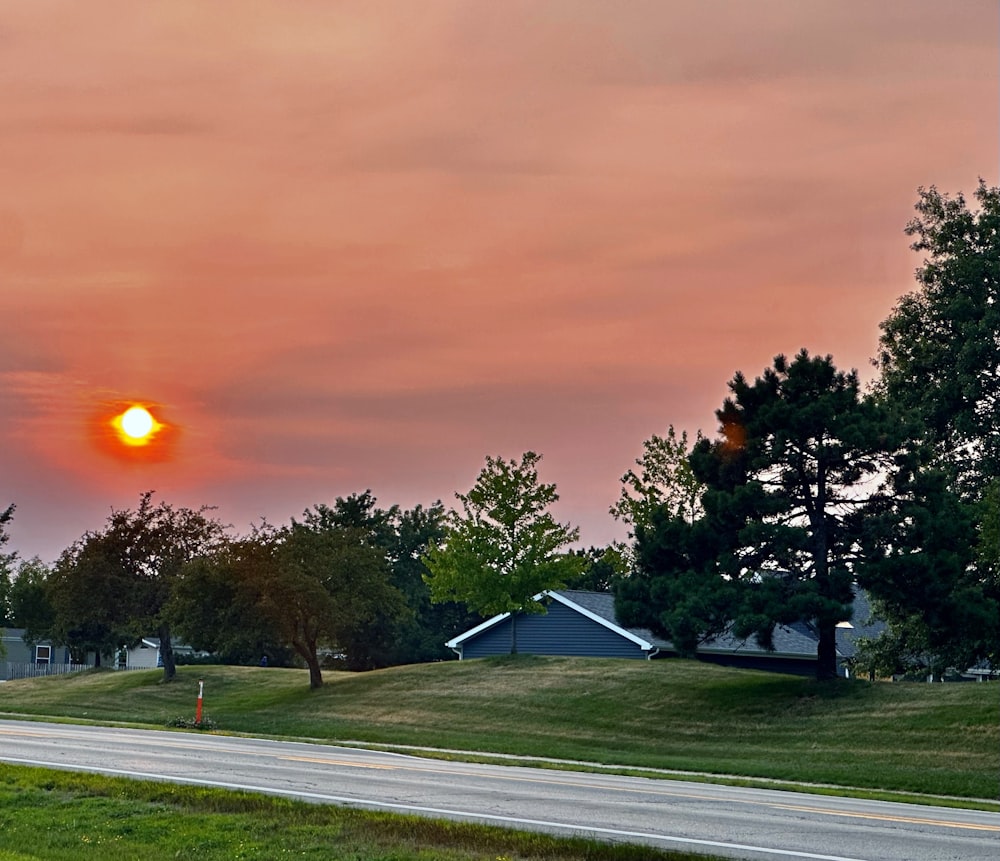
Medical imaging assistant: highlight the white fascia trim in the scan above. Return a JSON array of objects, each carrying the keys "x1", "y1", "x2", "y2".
[
  {"x1": 545, "y1": 591, "x2": 655, "y2": 650},
  {"x1": 445, "y1": 612, "x2": 512, "y2": 649}
]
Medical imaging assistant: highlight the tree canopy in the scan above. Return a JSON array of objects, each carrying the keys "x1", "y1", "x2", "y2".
[
  {"x1": 684, "y1": 351, "x2": 903, "y2": 680},
  {"x1": 423, "y1": 451, "x2": 584, "y2": 653},
  {"x1": 876, "y1": 181, "x2": 1000, "y2": 495},
  {"x1": 47, "y1": 493, "x2": 228, "y2": 679},
  {"x1": 611, "y1": 426, "x2": 705, "y2": 533},
  {"x1": 865, "y1": 182, "x2": 1000, "y2": 671}
]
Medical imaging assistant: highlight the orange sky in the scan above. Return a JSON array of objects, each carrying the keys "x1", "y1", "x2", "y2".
[{"x1": 1, "y1": 1, "x2": 998, "y2": 562}]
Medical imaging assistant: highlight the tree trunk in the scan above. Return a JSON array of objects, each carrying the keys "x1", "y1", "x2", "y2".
[
  {"x1": 158, "y1": 621, "x2": 176, "y2": 682},
  {"x1": 510, "y1": 611, "x2": 518, "y2": 655},
  {"x1": 306, "y1": 652, "x2": 324, "y2": 689},
  {"x1": 816, "y1": 621, "x2": 839, "y2": 681}
]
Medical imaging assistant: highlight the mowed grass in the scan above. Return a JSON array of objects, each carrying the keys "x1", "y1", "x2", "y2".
[
  {"x1": 1, "y1": 656, "x2": 998, "y2": 799},
  {"x1": 0, "y1": 764, "x2": 721, "y2": 861}
]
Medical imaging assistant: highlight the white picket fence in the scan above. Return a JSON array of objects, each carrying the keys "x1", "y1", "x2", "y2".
[{"x1": 5, "y1": 662, "x2": 90, "y2": 681}]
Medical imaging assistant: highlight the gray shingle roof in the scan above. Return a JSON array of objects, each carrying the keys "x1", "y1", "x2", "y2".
[{"x1": 553, "y1": 588, "x2": 880, "y2": 660}]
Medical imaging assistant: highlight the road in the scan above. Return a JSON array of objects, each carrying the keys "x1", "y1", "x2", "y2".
[{"x1": 0, "y1": 719, "x2": 997, "y2": 861}]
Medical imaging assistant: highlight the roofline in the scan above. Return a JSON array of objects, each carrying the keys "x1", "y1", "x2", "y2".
[
  {"x1": 444, "y1": 590, "x2": 657, "y2": 652},
  {"x1": 546, "y1": 590, "x2": 656, "y2": 650},
  {"x1": 445, "y1": 611, "x2": 513, "y2": 649}
]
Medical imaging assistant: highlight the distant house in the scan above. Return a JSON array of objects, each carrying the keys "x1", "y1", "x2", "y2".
[
  {"x1": 0, "y1": 628, "x2": 93, "y2": 681},
  {"x1": 445, "y1": 589, "x2": 885, "y2": 677},
  {"x1": 117, "y1": 637, "x2": 203, "y2": 670}
]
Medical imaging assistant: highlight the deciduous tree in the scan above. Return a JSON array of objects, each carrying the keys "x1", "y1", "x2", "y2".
[
  {"x1": 869, "y1": 182, "x2": 1000, "y2": 670},
  {"x1": 875, "y1": 181, "x2": 1000, "y2": 494},
  {"x1": 265, "y1": 522, "x2": 406, "y2": 688},
  {"x1": 48, "y1": 493, "x2": 227, "y2": 679},
  {"x1": 9, "y1": 557, "x2": 54, "y2": 644},
  {"x1": 611, "y1": 426, "x2": 705, "y2": 533},
  {"x1": 297, "y1": 493, "x2": 474, "y2": 668},
  {"x1": 423, "y1": 452, "x2": 584, "y2": 653}
]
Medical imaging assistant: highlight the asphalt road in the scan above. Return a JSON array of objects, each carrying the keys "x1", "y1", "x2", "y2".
[{"x1": 0, "y1": 719, "x2": 997, "y2": 861}]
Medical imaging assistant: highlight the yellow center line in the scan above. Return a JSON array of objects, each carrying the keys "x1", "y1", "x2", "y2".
[
  {"x1": 4, "y1": 728, "x2": 996, "y2": 834},
  {"x1": 281, "y1": 756, "x2": 394, "y2": 770},
  {"x1": 769, "y1": 803, "x2": 1000, "y2": 833}
]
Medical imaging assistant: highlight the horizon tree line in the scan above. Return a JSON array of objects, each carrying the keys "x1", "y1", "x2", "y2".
[{"x1": 3, "y1": 181, "x2": 998, "y2": 684}]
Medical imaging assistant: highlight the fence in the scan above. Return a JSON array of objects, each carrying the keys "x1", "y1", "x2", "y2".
[{"x1": 5, "y1": 662, "x2": 90, "y2": 681}]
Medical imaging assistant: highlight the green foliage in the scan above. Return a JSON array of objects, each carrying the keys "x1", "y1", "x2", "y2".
[
  {"x1": 686, "y1": 351, "x2": 904, "y2": 680},
  {"x1": 174, "y1": 521, "x2": 409, "y2": 689},
  {"x1": 617, "y1": 508, "x2": 737, "y2": 656},
  {"x1": 298, "y1": 492, "x2": 477, "y2": 669},
  {"x1": 876, "y1": 181, "x2": 1000, "y2": 495},
  {"x1": 0, "y1": 503, "x2": 14, "y2": 629},
  {"x1": 0, "y1": 557, "x2": 12, "y2": 629},
  {"x1": 869, "y1": 183, "x2": 1000, "y2": 670},
  {"x1": 423, "y1": 452, "x2": 585, "y2": 643},
  {"x1": 269, "y1": 521, "x2": 409, "y2": 688},
  {"x1": 611, "y1": 425, "x2": 706, "y2": 533},
  {"x1": 169, "y1": 533, "x2": 294, "y2": 667},
  {"x1": 47, "y1": 492, "x2": 228, "y2": 679},
  {"x1": 8, "y1": 557, "x2": 54, "y2": 642},
  {"x1": 860, "y1": 462, "x2": 999, "y2": 672},
  {"x1": 565, "y1": 545, "x2": 629, "y2": 592}
]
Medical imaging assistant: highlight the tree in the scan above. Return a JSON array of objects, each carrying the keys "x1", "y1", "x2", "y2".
[
  {"x1": 8, "y1": 557, "x2": 55, "y2": 643},
  {"x1": 611, "y1": 426, "x2": 706, "y2": 534},
  {"x1": 616, "y1": 506, "x2": 739, "y2": 657},
  {"x1": 875, "y1": 181, "x2": 1000, "y2": 495},
  {"x1": 265, "y1": 522, "x2": 406, "y2": 688},
  {"x1": 297, "y1": 493, "x2": 474, "y2": 669},
  {"x1": 169, "y1": 532, "x2": 294, "y2": 667},
  {"x1": 0, "y1": 503, "x2": 13, "y2": 627},
  {"x1": 870, "y1": 182, "x2": 1000, "y2": 670},
  {"x1": 565, "y1": 546, "x2": 629, "y2": 593},
  {"x1": 859, "y1": 447, "x2": 999, "y2": 675},
  {"x1": 423, "y1": 451, "x2": 585, "y2": 653},
  {"x1": 688, "y1": 350, "x2": 902, "y2": 680},
  {"x1": 175, "y1": 520, "x2": 408, "y2": 688},
  {"x1": 47, "y1": 493, "x2": 227, "y2": 680},
  {"x1": 0, "y1": 556, "x2": 12, "y2": 628}
]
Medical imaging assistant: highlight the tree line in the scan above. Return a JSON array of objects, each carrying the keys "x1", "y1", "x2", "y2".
[{"x1": 2, "y1": 182, "x2": 998, "y2": 685}]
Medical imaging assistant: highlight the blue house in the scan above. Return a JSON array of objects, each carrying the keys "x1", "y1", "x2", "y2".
[
  {"x1": 447, "y1": 590, "x2": 668, "y2": 660},
  {"x1": 446, "y1": 589, "x2": 885, "y2": 677},
  {"x1": 0, "y1": 628, "x2": 93, "y2": 681}
]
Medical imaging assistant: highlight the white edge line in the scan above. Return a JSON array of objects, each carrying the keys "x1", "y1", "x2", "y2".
[{"x1": 1, "y1": 756, "x2": 871, "y2": 861}]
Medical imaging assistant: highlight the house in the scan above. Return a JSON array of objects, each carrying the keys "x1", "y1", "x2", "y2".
[
  {"x1": 0, "y1": 628, "x2": 93, "y2": 681},
  {"x1": 445, "y1": 589, "x2": 885, "y2": 677},
  {"x1": 447, "y1": 590, "x2": 668, "y2": 661},
  {"x1": 116, "y1": 637, "x2": 203, "y2": 670}
]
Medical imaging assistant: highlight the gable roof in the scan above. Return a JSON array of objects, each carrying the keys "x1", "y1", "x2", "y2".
[{"x1": 445, "y1": 589, "x2": 670, "y2": 653}]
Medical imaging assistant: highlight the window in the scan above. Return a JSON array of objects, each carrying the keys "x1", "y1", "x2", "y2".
[{"x1": 35, "y1": 645, "x2": 51, "y2": 666}]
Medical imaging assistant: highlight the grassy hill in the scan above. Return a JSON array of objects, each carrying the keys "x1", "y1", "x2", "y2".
[{"x1": 1, "y1": 656, "x2": 997, "y2": 801}]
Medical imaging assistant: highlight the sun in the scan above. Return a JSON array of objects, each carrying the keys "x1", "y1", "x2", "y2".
[
  {"x1": 121, "y1": 406, "x2": 154, "y2": 439},
  {"x1": 113, "y1": 405, "x2": 161, "y2": 446}
]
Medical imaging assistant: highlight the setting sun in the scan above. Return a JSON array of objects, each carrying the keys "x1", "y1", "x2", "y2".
[
  {"x1": 112, "y1": 405, "x2": 162, "y2": 447},
  {"x1": 121, "y1": 406, "x2": 155, "y2": 440}
]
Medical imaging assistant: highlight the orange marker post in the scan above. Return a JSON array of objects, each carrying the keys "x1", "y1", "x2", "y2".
[{"x1": 195, "y1": 678, "x2": 204, "y2": 724}]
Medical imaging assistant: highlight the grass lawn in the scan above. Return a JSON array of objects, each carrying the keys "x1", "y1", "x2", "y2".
[
  {"x1": 1, "y1": 656, "x2": 997, "y2": 800},
  {"x1": 0, "y1": 764, "x2": 722, "y2": 861}
]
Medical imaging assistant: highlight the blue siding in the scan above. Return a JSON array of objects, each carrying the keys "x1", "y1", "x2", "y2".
[{"x1": 461, "y1": 601, "x2": 648, "y2": 659}]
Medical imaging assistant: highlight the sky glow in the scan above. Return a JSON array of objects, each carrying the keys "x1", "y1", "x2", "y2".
[{"x1": 1, "y1": 1, "x2": 997, "y2": 562}]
